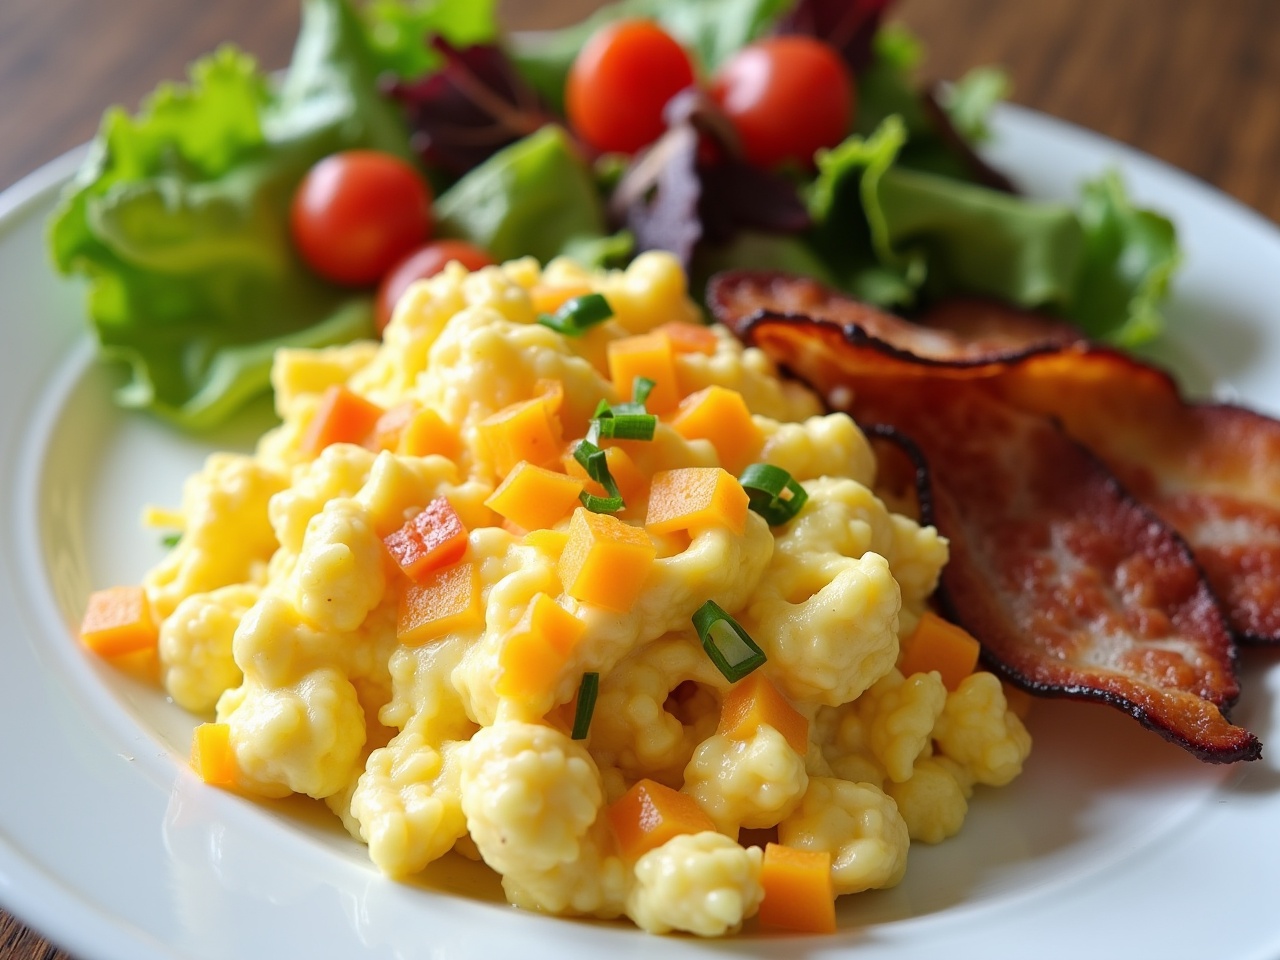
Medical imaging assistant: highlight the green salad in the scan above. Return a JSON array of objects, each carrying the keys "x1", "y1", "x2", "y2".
[{"x1": 48, "y1": 0, "x2": 1179, "y2": 430}]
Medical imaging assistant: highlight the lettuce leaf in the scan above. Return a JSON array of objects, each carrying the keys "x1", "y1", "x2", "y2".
[
  {"x1": 361, "y1": 0, "x2": 499, "y2": 80},
  {"x1": 805, "y1": 116, "x2": 1180, "y2": 343},
  {"x1": 49, "y1": 0, "x2": 413, "y2": 430}
]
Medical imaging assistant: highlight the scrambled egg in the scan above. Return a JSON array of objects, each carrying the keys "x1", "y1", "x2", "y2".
[{"x1": 145, "y1": 252, "x2": 1031, "y2": 935}]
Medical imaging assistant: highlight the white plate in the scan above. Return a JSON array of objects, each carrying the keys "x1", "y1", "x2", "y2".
[{"x1": 2, "y1": 106, "x2": 1280, "y2": 960}]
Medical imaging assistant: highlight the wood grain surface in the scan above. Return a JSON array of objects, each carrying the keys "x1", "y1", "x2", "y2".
[{"x1": 1, "y1": 1, "x2": 1278, "y2": 957}]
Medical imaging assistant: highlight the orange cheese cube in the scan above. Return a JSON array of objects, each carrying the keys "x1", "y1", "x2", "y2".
[
  {"x1": 398, "y1": 407, "x2": 460, "y2": 459},
  {"x1": 486, "y1": 462, "x2": 584, "y2": 532},
  {"x1": 495, "y1": 594, "x2": 588, "y2": 698},
  {"x1": 718, "y1": 671, "x2": 809, "y2": 755},
  {"x1": 479, "y1": 396, "x2": 563, "y2": 475},
  {"x1": 607, "y1": 778, "x2": 717, "y2": 861},
  {"x1": 190, "y1": 722, "x2": 237, "y2": 787},
  {"x1": 397, "y1": 561, "x2": 482, "y2": 645},
  {"x1": 658, "y1": 320, "x2": 719, "y2": 355},
  {"x1": 644, "y1": 467, "x2": 749, "y2": 536},
  {"x1": 606, "y1": 331, "x2": 680, "y2": 414},
  {"x1": 558, "y1": 508, "x2": 655, "y2": 612},
  {"x1": 365, "y1": 401, "x2": 417, "y2": 452},
  {"x1": 530, "y1": 282, "x2": 594, "y2": 316},
  {"x1": 899, "y1": 611, "x2": 981, "y2": 691},
  {"x1": 301, "y1": 385, "x2": 385, "y2": 456},
  {"x1": 758, "y1": 843, "x2": 836, "y2": 933},
  {"x1": 79, "y1": 585, "x2": 158, "y2": 658},
  {"x1": 523, "y1": 528, "x2": 570, "y2": 555},
  {"x1": 670, "y1": 386, "x2": 763, "y2": 474}
]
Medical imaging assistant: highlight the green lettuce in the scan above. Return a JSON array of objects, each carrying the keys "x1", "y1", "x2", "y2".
[
  {"x1": 49, "y1": 0, "x2": 414, "y2": 430},
  {"x1": 361, "y1": 0, "x2": 498, "y2": 79}
]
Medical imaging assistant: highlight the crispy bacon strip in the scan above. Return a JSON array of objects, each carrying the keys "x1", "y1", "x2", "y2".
[
  {"x1": 711, "y1": 272, "x2": 1280, "y2": 646},
  {"x1": 732, "y1": 315, "x2": 1258, "y2": 762}
]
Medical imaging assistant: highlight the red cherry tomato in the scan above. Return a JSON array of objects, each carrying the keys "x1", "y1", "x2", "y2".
[
  {"x1": 711, "y1": 36, "x2": 854, "y2": 170},
  {"x1": 567, "y1": 20, "x2": 696, "y2": 155},
  {"x1": 375, "y1": 240, "x2": 495, "y2": 334},
  {"x1": 291, "y1": 150, "x2": 433, "y2": 286}
]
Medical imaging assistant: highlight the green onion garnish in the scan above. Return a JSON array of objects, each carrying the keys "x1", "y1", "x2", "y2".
[
  {"x1": 692, "y1": 601, "x2": 766, "y2": 682},
  {"x1": 160, "y1": 532, "x2": 181, "y2": 548},
  {"x1": 573, "y1": 439, "x2": 625, "y2": 513},
  {"x1": 594, "y1": 412, "x2": 656, "y2": 441},
  {"x1": 631, "y1": 376, "x2": 656, "y2": 407},
  {"x1": 739, "y1": 463, "x2": 809, "y2": 525},
  {"x1": 571, "y1": 672, "x2": 600, "y2": 740},
  {"x1": 537, "y1": 293, "x2": 613, "y2": 336}
]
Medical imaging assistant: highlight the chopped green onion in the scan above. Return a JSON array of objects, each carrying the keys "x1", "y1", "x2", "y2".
[
  {"x1": 571, "y1": 672, "x2": 600, "y2": 740},
  {"x1": 160, "y1": 532, "x2": 181, "y2": 548},
  {"x1": 537, "y1": 293, "x2": 613, "y2": 336},
  {"x1": 631, "y1": 376, "x2": 656, "y2": 407},
  {"x1": 692, "y1": 600, "x2": 766, "y2": 682},
  {"x1": 594, "y1": 413, "x2": 656, "y2": 440},
  {"x1": 573, "y1": 439, "x2": 624, "y2": 512},
  {"x1": 739, "y1": 463, "x2": 809, "y2": 525}
]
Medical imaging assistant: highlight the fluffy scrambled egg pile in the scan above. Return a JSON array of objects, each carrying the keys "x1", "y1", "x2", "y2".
[{"x1": 135, "y1": 252, "x2": 1031, "y2": 935}]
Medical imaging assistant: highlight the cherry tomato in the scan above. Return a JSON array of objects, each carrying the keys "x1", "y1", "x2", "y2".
[
  {"x1": 711, "y1": 36, "x2": 854, "y2": 170},
  {"x1": 567, "y1": 20, "x2": 696, "y2": 155},
  {"x1": 375, "y1": 240, "x2": 495, "y2": 334},
  {"x1": 291, "y1": 150, "x2": 433, "y2": 286}
]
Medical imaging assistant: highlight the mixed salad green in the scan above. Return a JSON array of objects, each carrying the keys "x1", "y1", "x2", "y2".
[{"x1": 48, "y1": 0, "x2": 1179, "y2": 430}]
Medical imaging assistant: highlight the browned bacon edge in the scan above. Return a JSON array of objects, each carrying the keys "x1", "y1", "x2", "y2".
[{"x1": 706, "y1": 276, "x2": 1262, "y2": 763}]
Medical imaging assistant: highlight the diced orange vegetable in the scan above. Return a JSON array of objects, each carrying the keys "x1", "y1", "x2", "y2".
[
  {"x1": 383, "y1": 497, "x2": 469, "y2": 582},
  {"x1": 899, "y1": 611, "x2": 981, "y2": 691},
  {"x1": 495, "y1": 594, "x2": 588, "y2": 698},
  {"x1": 530, "y1": 282, "x2": 594, "y2": 316},
  {"x1": 758, "y1": 843, "x2": 836, "y2": 934},
  {"x1": 397, "y1": 561, "x2": 482, "y2": 644},
  {"x1": 190, "y1": 722, "x2": 237, "y2": 787},
  {"x1": 718, "y1": 672, "x2": 809, "y2": 755},
  {"x1": 365, "y1": 401, "x2": 417, "y2": 452},
  {"x1": 558, "y1": 508, "x2": 656, "y2": 612},
  {"x1": 479, "y1": 396, "x2": 563, "y2": 475},
  {"x1": 397, "y1": 407, "x2": 460, "y2": 459},
  {"x1": 301, "y1": 385, "x2": 386, "y2": 456},
  {"x1": 644, "y1": 467, "x2": 749, "y2": 536},
  {"x1": 533, "y1": 377, "x2": 566, "y2": 414},
  {"x1": 606, "y1": 331, "x2": 680, "y2": 414},
  {"x1": 670, "y1": 386, "x2": 764, "y2": 474},
  {"x1": 607, "y1": 778, "x2": 716, "y2": 861},
  {"x1": 561, "y1": 444, "x2": 648, "y2": 507},
  {"x1": 79, "y1": 585, "x2": 158, "y2": 658},
  {"x1": 486, "y1": 461, "x2": 584, "y2": 532},
  {"x1": 523, "y1": 528, "x2": 570, "y2": 555},
  {"x1": 658, "y1": 320, "x2": 719, "y2": 355}
]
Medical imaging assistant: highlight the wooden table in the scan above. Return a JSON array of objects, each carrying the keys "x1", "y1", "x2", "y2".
[{"x1": 1, "y1": 1, "x2": 1277, "y2": 957}]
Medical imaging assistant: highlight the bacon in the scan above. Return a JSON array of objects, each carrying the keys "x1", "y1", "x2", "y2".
[{"x1": 707, "y1": 272, "x2": 1264, "y2": 761}]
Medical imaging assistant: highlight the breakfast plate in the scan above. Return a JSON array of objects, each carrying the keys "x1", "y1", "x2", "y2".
[{"x1": 2, "y1": 104, "x2": 1279, "y2": 960}]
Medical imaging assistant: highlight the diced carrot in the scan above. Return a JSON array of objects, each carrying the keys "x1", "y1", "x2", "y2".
[
  {"x1": 533, "y1": 377, "x2": 566, "y2": 414},
  {"x1": 397, "y1": 407, "x2": 460, "y2": 459},
  {"x1": 301, "y1": 385, "x2": 386, "y2": 456},
  {"x1": 644, "y1": 467, "x2": 749, "y2": 536},
  {"x1": 364, "y1": 401, "x2": 417, "y2": 452},
  {"x1": 758, "y1": 843, "x2": 836, "y2": 934},
  {"x1": 383, "y1": 497, "x2": 469, "y2": 582},
  {"x1": 397, "y1": 561, "x2": 482, "y2": 644},
  {"x1": 606, "y1": 331, "x2": 680, "y2": 414},
  {"x1": 607, "y1": 778, "x2": 717, "y2": 861},
  {"x1": 486, "y1": 461, "x2": 584, "y2": 532},
  {"x1": 190, "y1": 722, "x2": 237, "y2": 787},
  {"x1": 530, "y1": 282, "x2": 595, "y2": 316},
  {"x1": 561, "y1": 444, "x2": 648, "y2": 507},
  {"x1": 479, "y1": 396, "x2": 563, "y2": 475},
  {"x1": 718, "y1": 672, "x2": 809, "y2": 754},
  {"x1": 670, "y1": 386, "x2": 764, "y2": 474},
  {"x1": 495, "y1": 594, "x2": 588, "y2": 698},
  {"x1": 558, "y1": 508, "x2": 656, "y2": 612},
  {"x1": 658, "y1": 321, "x2": 719, "y2": 356},
  {"x1": 899, "y1": 611, "x2": 981, "y2": 691},
  {"x1": 79, "y1": 585, "x2": 158, "y2": 658}
]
